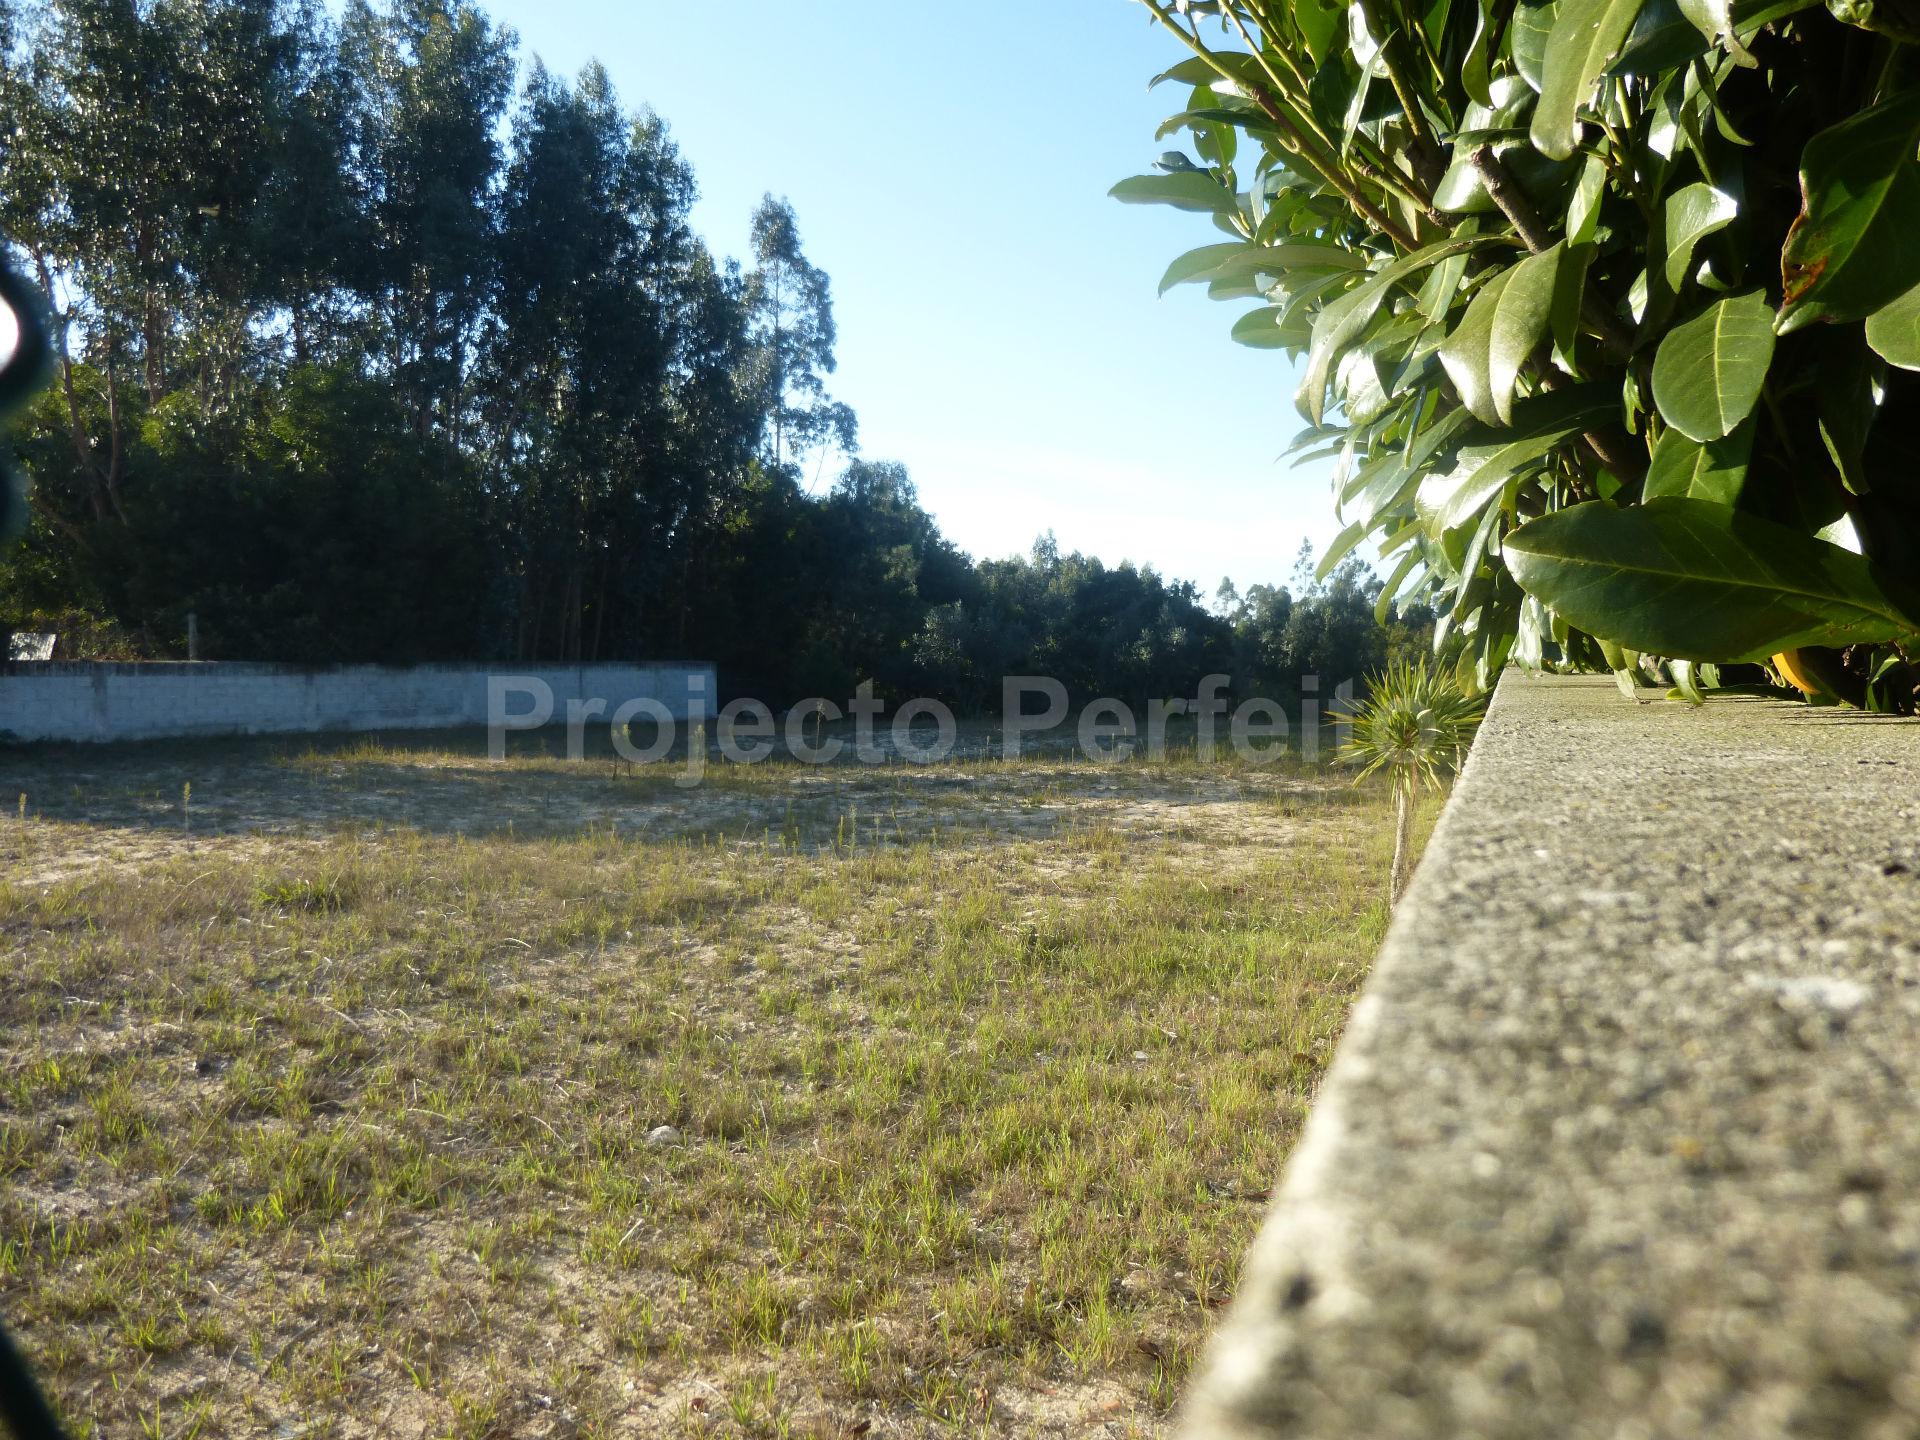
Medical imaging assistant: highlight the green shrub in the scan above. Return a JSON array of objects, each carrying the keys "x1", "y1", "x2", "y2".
[
  {"x1": 1120, "y1": 0, "x2": 1920, "y2": 710},
  {"x1": 1337, "y1": 659, "x2": 1482, "y2": 901}
]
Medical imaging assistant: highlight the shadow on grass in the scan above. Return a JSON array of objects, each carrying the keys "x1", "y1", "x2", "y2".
[{"x1": 0, "y1": 718, "x2": 1371, "y2": 850}]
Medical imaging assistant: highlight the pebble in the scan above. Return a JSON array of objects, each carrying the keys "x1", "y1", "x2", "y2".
[{"x1": 644, "y1": 1124, "x2": 683, "y2": 1148}]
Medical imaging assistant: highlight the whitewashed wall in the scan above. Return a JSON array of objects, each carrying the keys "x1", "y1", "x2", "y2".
[{"x1": 0, "y1": 662, "x2": 714, "y2": 744}]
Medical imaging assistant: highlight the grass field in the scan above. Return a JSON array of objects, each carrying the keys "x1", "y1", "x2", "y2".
[{"x1": 0, "y1": 726, "x2": 1433, "y2": 1438}]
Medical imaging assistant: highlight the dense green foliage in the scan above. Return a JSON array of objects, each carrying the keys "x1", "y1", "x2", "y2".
[
  {"x1": 0, "y1": 0, "x2": 823, "y2": 673},
  {"x1": 0, "y1": 0, "x2": 1423, "y2": 706},
  {"x1": 1124, "y1": 0, "x2": 1920, "y2": 709}
]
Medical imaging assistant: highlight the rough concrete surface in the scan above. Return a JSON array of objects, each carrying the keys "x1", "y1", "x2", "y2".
[{"x1": 1181, "y1": 673, "x2": 1920, "y2": 1440}]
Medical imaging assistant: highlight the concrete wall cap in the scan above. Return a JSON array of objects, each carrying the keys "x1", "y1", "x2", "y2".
[{"x1": 1180, "y1": 672, "x2": 1920, "y2": 1440}]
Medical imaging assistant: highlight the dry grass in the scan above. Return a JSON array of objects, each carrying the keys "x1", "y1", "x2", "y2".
[{"x1": 0, "y1": 725, "x2": 1436, "y2": 1438}]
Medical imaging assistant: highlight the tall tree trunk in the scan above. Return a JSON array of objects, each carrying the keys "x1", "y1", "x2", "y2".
[
  {"x1": 589, "y1": 556, "x2": 607, "y2": 661},
  {"x1": 142, "y1": 301, "x2": 163, "y2": 403},
  {"x1": 1389, "y1": 784, "x2": 1413, "y2": 906},
  {"x1": 562, "y1": 564, "x2": 582, "y2": 662},
  {"x1": 526, "y1": 583, "x2": 546, "y2": 663},
  {"x1": 38, "y1": 252, "x2": 119, "y2": 524},
  {"x1": 138, "y1": 222, "x2": 162, "y2": 403},
  {"x1": 102, "y1": 349, "x2": 126, "y2": 518}
]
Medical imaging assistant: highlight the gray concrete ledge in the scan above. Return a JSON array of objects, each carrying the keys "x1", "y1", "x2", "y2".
[{"x1": 1181, "y1": 673, "x2": 1920, "y2": 1440}]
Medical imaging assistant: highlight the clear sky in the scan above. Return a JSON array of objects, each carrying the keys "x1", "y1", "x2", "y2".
[{"x1": 474, "y1": 0, "x2": 1337, "y2": 597}]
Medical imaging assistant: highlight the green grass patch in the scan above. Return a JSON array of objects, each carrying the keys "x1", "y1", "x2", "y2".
[{"x1": 0, "y1": 735, "x2": 1435, "y2": 1437}]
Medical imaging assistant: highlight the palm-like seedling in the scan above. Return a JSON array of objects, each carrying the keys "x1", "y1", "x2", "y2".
[{"x1": 1336, "y1": 660, "x2": 1484, "y2": 905}]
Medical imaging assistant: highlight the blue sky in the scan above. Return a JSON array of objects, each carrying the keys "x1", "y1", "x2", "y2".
[{"x1": 476, "y1": 0, "x2": 1337, "y2": 597}]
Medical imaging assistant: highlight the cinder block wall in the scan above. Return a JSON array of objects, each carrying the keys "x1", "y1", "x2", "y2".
[{"x1": 0, "y1": 662, "x2": 715, "y2": 744}]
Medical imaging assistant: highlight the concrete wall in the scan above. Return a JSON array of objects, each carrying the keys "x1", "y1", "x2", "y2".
[
  {"x1": 0, "y1": 661, "x2": 715, "y2": 744},
  {"x1": 1180, "y1": 673, "x2": 1920, "y2": 1440}
]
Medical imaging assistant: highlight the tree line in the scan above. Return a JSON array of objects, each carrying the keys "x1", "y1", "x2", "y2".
[{"x1": 0, "y1": 0, "x2": 1425, "y2": 707}]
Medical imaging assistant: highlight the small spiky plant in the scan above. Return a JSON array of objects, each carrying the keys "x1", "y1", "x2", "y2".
[{"x1": 1337, "y1": 660, "x2": 1484, "y2": 906}]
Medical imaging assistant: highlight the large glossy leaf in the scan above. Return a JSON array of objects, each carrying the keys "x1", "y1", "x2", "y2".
[
  {"x1": 1420, "y1": 385, "x2": 1612, "y2": 537},
  {"x1": 1387, "y1": 319, "x2": 1449, "y2": 393},
  {"x1": 1512, "y1": 0, "x2": 1560, "y2": 91},
  {"x1": 1550, "y1": 240, "x2": 1594, "y2": 358},
  {"x1": 1148, "y1": 57, "x2": 1217, "y2": 90},
  {"x1": 1419, "y1": 431, "x2": 1563, "y2": 536},
  {"x1": 1814, "y1": 332, "x2": 1881, "y2": 495},
  {"x1": 1462, "y1": 0, "x2": 1496, "y2": 104},
  {"x1": 1158, "y1": 106, "x2": 1274, "y2": 144},
  {"x1": 1350, "y1": 461, "x2": 1422, "y2": 531},
  {"x1": 1109, "y1": 172, "x2": 1238, "y2": 214},
  {"x1": 1416, "y1": 236, "x2": 1476, "y2": 320},
  {"x1": 1675, "y1": 0, "x2": 1738, "y2": 47},
  {"x1": 1278, "y1": 268, "x2": 1358, "y2": 336},
  {"x1": 1531, "y1": 0, "x2": 1649, "y2": 160},
  {"x1": 1733, "y1": 0, "x2": 1820, "y2": 30},
  {"x1": 1431, "y1": 77, "x2": 1534, "y2": 213},
  {"x1": 1156, "y1": 241, "x2": 1363, "y2": 295},
  {"x1": 1148, "y1": 54, "x2": 1269, "y2": 92},
  {"x1": 1658, "y1": 183, "x2": 1738, "y2": 292},
  {"x1": 1295, "y1": 0, "x2": 1346, "y2": 63},
  {"x1": 1650, "y1": 290, "x2": 1776, "y2": 441},
  {"x1": 1506, "y1": 497, "x2": 1920, "y2": 660},
  {"x1": 1340, "y1": 442, "x2": 1409, "y2": 510},
  {"x1": 1616, "y1": 0, "x2": 1711, "y2": 70},
  {"x1": 1208, "y1": 276, "x2": 1263, "y2": 302},
  {"x1": 1437, "y1": 269, "x2": 1517, "y2": 426},
  {"x1": 1182, "y1": 106, "x2": 1284, "y2": 138},
  {"x1": 1315, "y1": 517, "x2": 1371, "y2": 579},
  {"x1": 1308, "y1": 50, "x2": 1362, "y2": 138},
  {"x1": 1779, "y1": 88, "x2": 1920, "y2": 332},
  {"x1": 1297, "y1": 234, "x2": 1499, "y2": 424},
  {"x1": 1865, "y1": 279, "x2": 1920, "y2": 369},
  {"x1": 1157, "y1": 243, "x2": 1245, "y2": 295},
  {"x1": 1828, "y1": 0, "x2": 1920, "y2": 40},
  {"x1": 1489, "y1": 245, "x2": 1565, "y2": 424},
  {"x1": 1230, "y1": 306, "x2": 1297, "y2": 348},
  {"x1": 1336, "y1": 348, "x2": 1391, "y2": 421},
  {"x1": 1448, "y1": 501, "x2": 1506, "y2": 608},
  {"x1": 1437, "y1": 244, "x2": 1562, "y2": 425},
  {"x1": 1417, "y1": 388, "x2": 1616, "y2": 535},
  {"x1": 1374, "y1": 546, "x2": 1426, "y2": 622},
  {"x1": 1643, "y1": 419, "x2": 1752, "y2": 504},
  {"x1": 1566, "y1": 154, "x2": 1607, "y2": 244}
]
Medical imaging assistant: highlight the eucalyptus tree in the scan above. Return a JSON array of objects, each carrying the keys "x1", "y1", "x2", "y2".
[
  {"x1": 151, "y1": 0, "x2": 355, "y2": 406},
  {"x1": 4, "y1": 0, "x2": 191, "y2": 525},
  {"x1": 654, "y1": 243, "x2": 764, "y2": 650},
  {"x1": 484, "y1": 61, "x2": 713, "y2": 660},
  {"x1": 28, "y1": 0, "x2": 191, "y2": 407},
  {"x1": 1120, "y1": 0, "x2": 1920, "y2": 709},
  {"x1": 253, "y1": 3, "x2": 364, "y2": 369},
  {"x1": 340, "y1": 0, "x2": 512, "y2": 444},
  {"x1": 1, "y1": 0, "x2": 348, "y2": 530},
  {"x1": 744, "y1": 196, "x2": 857, "y2": 474},
  {"x1": 0, "y1": 0, "x2": 1433, "y2": 697}
]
